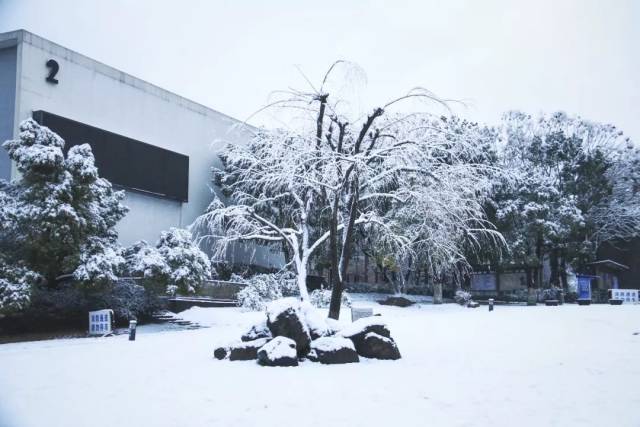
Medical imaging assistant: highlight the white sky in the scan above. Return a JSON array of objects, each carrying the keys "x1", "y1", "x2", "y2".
[{"x1": 1, "y1": 0, "x2": 638, "y2": 141}]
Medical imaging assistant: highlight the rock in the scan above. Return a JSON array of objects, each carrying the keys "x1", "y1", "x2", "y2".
[
  {"x1": 467, "y1": 301, "x2": 480, "y2": 308},
  {"x1": 266, "y1": 298, "x2": 311, "y2": 357},
  {"x1": 241, "y1": 320, "x2": 272, "y2": 342},
  {"x1": 229, "y1": 338, "x2": 270, "y2": 361},
  {"x1": 338, "y1": 316, "x2": 392, "y2": 352},
  {"x1": 358, "y1": 332, "x2": 401, "y2": 360},
  {"x1": 310, "y1": 336, "x2": 359, "y2": 364},
  {"x1": 213, "y1": 346, "x2": 228, "y2": 360},
  {"x1": 377, "y1": 296, "x2": 415, "y2": 307},
  {"x1": 307, "y1": 349, "x2": 319, "y2": 362},
  {"x1": 257, "y1": 336, "x2": 298, "y2": 367}
]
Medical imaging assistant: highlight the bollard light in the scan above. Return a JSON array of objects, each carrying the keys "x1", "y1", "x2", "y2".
[
  {"x1": 488, "y1": 298, "x2": 494, "y2": 312},
  {"x1": 129, "y1": 319, "x2": 137, "y2": 341}
]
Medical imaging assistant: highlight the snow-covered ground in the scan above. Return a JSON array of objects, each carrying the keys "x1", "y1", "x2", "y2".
[{"x1": 1, "y1": 300, "x2": 639, "y2": 427}]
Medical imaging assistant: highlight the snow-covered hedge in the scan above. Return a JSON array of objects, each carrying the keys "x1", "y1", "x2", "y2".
[
  {"x1": 235, "y1": 271, "x2": 298, "y2": 311},
  {"x1": 309, "y1": 288, "x2": 352, "y2": 309}
]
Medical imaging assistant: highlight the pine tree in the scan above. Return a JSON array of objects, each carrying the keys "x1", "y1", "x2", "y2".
[{"x1": 0, "y1": 119, "x2": 128, "y2": 293}]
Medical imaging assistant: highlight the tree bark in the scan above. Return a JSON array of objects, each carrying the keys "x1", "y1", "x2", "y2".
[{"x1": 433, "y1": 281, "x2": 443, "y2": 304}]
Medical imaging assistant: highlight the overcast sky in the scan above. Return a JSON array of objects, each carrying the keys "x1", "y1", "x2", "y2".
[{"x1": 1, "y1": 0, "x2": 638, "y2": 140}]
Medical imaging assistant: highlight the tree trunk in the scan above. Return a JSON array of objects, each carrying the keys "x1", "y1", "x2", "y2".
[
  {"x1": 329, "y1": 182, "x2": 359, "y2": 320},
  {"x1": 433, "y1": 281, "x2": 443, "y2": 304},
  {"x1": 328, "y1": 197, "x2": 342, "y2": 319},
  {"x1": 550, "y1": 247, "x2": 559, "y2": 288},
  {"x1": 296, "y1": 260, "x2": 310, "y2": 301}
]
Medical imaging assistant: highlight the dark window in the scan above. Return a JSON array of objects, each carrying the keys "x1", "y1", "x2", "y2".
[{"x1": 33, "y1": 111, "x2": 189, "y2": 202}]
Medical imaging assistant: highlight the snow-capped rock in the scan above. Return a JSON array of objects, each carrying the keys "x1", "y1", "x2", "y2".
[
  {"x1": 358, "y1": 332, "x2": 401, "y2": 360},
  {"x1": 241, "y1": 319, "x2": 272, "y2": 342},
  {"x1": 266, "y1": 298, "x2": 311, "y2": 357},
  {"x1": 309, "y1": 336, "x2": 359, "y2": 364},
  {"x1": 257, "y1": 336, "x2": 298, "y2": 367},
  {"x1": 229, "y1": 338, "x2": 270, "y2": 361}
]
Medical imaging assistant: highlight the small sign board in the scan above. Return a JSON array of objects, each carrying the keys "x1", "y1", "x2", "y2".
[
  {"x1": 610, "y1": 289, "x2": 639, "y2": 304},
  {"x1": 351, "y1": 307, "x2": 373, "y2": 322},
  {"x1": 89, "y1": 309, "x2": 114, "y2": 336},
  {"x1": 577, "y1": 276, "x2": 593, "y2": 300}
]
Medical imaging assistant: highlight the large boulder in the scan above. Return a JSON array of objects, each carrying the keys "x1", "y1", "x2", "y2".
[
  {"x1": 229, "y1": 338, "x2": 270, "y2": 361},
  {"x1": 358, "y1": 332, "x2": 401, "y2": 360},
  {"x1": 266, "y1": 298, "x2": 311, "y2": 357},
  {"x1": 257, "y1": 336, "x2": 298, "y2": 367},
  {"x1": 241, "y1": 320, "x2": 272, "y2": 342},
  {"x1": 309, "y1": 337, "x2": 359, "y2": 364},
  {"x1": 338, "y1": 316, "x2": 392, "y2": 352}
]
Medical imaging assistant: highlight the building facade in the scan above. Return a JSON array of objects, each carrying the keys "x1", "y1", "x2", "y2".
[{"x1": 0, "y1": 29, "x2": 279, "y2": 268}]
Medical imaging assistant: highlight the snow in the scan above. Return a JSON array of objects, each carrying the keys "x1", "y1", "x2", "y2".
[
  {"x1": 266, "y1": 297, "x2": 302, "y2": 320},
  {"x1": 1, "y1": 302, "x2": 639, "y2": 427},
  {"x1": 311, "y1": 336, "x2": 355, "y2": 352},
  {"x1": 300, "y1": 301, "x2": 331, "y2": 337},
  {"x1": 337, "y1": 315, "x2": 387, "y2": 338},
  {"x1": 233, "y1": 337, "x2": 269, "y2": 349},
  {"x1": 258, "y1": 336, "x2": 296, "y2": 360}
]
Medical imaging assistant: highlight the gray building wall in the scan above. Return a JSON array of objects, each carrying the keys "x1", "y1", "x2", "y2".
[
  {"x1": 0, "y1": 29, "x2": 282, "y2": 269},
  {"x1": 0, "y1": 45, "x2": 16, "y2": 180}
]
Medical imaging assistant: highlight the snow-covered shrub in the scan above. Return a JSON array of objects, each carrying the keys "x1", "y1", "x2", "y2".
[
  {"x1": 309, "y1": 288, "x2": 352, "y2": 308},
  {"x1": 540, "y1": 287, "x2": 560, "y2": 301},
  {"x1": 73, "y1": 237, "x2": 125, "y2": 287},
  {"x1": 454, "y1": 290, "x2": 472, "y2": 306},
  {"x1": 236, "y1": 271, "x2": 298, "y2": 311},
  {"x1": 102, "y1": 279, "x2": 152, "y2": 320},
  {"x1": 156, "y1": 228, "x2": 212, "y2": 295},
  {"x1": 1, "y1": 120, "x2": 127, "y2": 288},
  {"x1": 122, "y1": 241, "x2": 169, "y2": 293},
  {"x1": 0, "y1": 121, "x2": 128, "y2": 320},
  {"x1": 0, "y1": 260, "x2": 39, "y2": 315}
]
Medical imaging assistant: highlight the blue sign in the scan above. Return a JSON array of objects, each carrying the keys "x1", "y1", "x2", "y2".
[{"x1": 577, "y1": 276, "x2": 592, "y2": 300}]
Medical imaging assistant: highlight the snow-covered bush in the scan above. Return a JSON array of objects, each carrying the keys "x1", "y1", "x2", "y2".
[
  {"x1": 102, "y1": 279, "x2": 152, "y2": 320},
  {"x1": 122, "y1": 241, "x2": 169, "y2": 293},
  {"x1": 540, "y1": 287, "x2": 560, "y2": 302},
  {"x1": 1, "y1": 120, "x2": 127, "y2": 288},
  {"x1": 0, "y1": 260, "x2": 39, "y2": 315},
  {"x1": 73, "y1": 237, "x2": 125, "y2": 287},
  {"x1": 454, "y1": 290, "x2": 472, "y2": 306},
  {"x1": 236, "y1": 271, "x2": 298, "y2": 311},
  {"x1": 0, "y1": 120, "x2": 127, "y2": 316},
  {"x1": 156, "y1": 228, "x2": 212, "y2": 295},
  {"x1": 309, "y1": 288, "x2": 352, "y2": 309}
]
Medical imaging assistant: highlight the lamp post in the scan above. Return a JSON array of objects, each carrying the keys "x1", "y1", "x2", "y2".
[{"x1": 129, "y1": 319, "x2": 137, "y2": 341}]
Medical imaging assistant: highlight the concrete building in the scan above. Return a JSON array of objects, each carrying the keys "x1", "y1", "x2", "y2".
[{"x1": 0, "y1": 29, "x2": 278, "y2": 268}]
